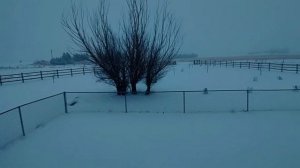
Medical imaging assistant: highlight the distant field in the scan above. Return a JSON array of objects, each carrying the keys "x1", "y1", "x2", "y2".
[
  {"x1": 2, "y1": 62, "x2": 300, "y2": 112},
  {"x1": 2, "y1": 55, "x2": 300, "y2": 75},
  {"x1": 1, "y1": 62, "x2": 300, "y2": 168},
  {"x1": 177, "y1": 55, "x2": 300, "y2": 64}
]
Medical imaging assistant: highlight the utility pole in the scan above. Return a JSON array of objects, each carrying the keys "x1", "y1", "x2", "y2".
[{"x1": 51, "y1": 49, "x2": 53, "y2": 59}]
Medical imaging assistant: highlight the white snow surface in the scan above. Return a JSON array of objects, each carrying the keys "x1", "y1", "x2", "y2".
[
  {"x1": 1, "y1": 62, "x2": 300, "y2": 167},
  {"x1": 2, "y1": 62, "x2": 300, "y2": 112},
  {"x1": 1, "y1": 112, "x2": 300, "y2": 168}
]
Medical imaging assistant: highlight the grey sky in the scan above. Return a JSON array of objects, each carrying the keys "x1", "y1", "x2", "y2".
[{"x1": 1, "y1": 0, "x2": 300, "y2": 64}]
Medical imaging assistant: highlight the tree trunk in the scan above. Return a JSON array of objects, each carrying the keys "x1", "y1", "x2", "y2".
[
  {"x1": 116, "y1": 84, "x2": 127, "y2": 95},
  {"x1": 145, "y1": 84, "x2": 151, "y2": 95},
  {"x1": 131, "y1": 82, "x2": 137, "y2": 94},
  {"x1": 116, "y1": 88, "x2": 123, "y2": 95}
]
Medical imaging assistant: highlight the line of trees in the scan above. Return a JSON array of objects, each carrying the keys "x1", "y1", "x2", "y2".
[
  {"x1": 62, "y1": 0, "x2": 180, "y2": 95},
  {"x1": 50, "y1": 53, "x2": 89, "y2": 65}
]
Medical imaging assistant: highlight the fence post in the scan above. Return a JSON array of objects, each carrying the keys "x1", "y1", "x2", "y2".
[
  {"x1": 206, "y1": 65, "x2": 209, "y2": 73},
  {"x1": 268, "y1": 63, "x2": 271, "y2": 71},
  {"x1": 246, "y1": 90, "x2": 249, "y2": 112},
  {"x1": 18, "y1": 106, "x2": 26, "y2": 136},
  {"x1": 183, "y1": 91, "x2": 186, "y2": 113},
  {"x1": 83, "y1": 67, "x2": 85, "y2": 75},
  {"x1": 40, "y1": 71, "x2": 43, "y2": 80},
  {"x1": 63, "y1": 92, "x2": 68, "y2": 114},
  {"x1": 70, "y1": 69, "x2": 73, "y2": 76},
  {"x1": 240, "y1": 62, "x2": 242, "y2": 68},
  {"x1": 0, "y1": 75, "x2": 2, "y2": 85},
  {"x1": 232, "y1": 61, "x2": 235, "y2": 68},
  {"x1": 21, "y1": 73, "x2": 24, "y2": 83},
  {"x1": 124, "y1": 94, "x2": 128, "y2": 113},
  {"x1": 56, "y1": 70, "x2": 59, "y2": 78},
  {"x1": 226, "y1": 61, "x2": 227, "y2": 67}
]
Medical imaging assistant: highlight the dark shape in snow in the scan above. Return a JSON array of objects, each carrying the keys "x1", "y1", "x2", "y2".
[
  {"x1": 69, "y1": 97, "x2": 79, "y2": 106},
  {"x1": 203, "y1": 88, "x2": 208, "y2": 94},
  {"x1": 35, "y1": 124, "x2": 45, "y2": 129},
  {"x1": 293, "y1": 85, "x2": 299, "y2": 91}
]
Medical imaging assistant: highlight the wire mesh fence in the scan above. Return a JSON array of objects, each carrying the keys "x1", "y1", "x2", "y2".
[
  {"x1": 1, "y1": 89, "x2": 300, "y2": 148},
  {"x1": 0, "y1": 108, "x2": 23, "y2": 147},
  {"x1": 0, "y1": 93, "x2": 66, "y2": 148}
]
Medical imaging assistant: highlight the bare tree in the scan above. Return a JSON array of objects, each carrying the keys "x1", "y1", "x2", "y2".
[
  {"x1": 145, "y1": 2, "x2": 180, "y2": 94},
  {"x1": 123, "y1": 0, "x2": 181, "y2": 95},
  {"x1": 122, "y1": 0, "x2": 149, "y2": 94},
  {"x1": 62, "y1": 0, "x2": 180, "y2": 95},
  {"x1": 62, "y1": 1, "x2": 128, "y2": 95}
]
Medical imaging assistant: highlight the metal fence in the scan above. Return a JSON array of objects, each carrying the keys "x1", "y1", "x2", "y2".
[
  {"x1": 0, "y1": 67, "x2": 97, "y2": 85},
  {"x1": 1, "y1": 89, "x2": 300, "y2": 148},
  {"x1": 193, "y1": 60, "x2": 300, "y2": 73},
  {"x1": 0, "y1": 93, "x2": 66, "y2": 148}
]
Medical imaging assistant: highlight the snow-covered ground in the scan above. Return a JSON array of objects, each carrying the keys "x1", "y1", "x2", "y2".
[
  {"x1": 2, "y1": 62, "x2": 300, "y2": 112},
  {"x1": 1, "y1": 62, "x2": 300, "y2": 168},
  {"x1": 1, "y1": 112, "x2": 300, "y2": 168}
]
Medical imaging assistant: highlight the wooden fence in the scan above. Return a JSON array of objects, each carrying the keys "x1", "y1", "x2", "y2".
[
  {"x1": 0, "y1": 61, "x2": 178, "y2": 86},
  {"x1": 194, "y1": 60, "x2": 300, "y2": 73},
  {"x1": 0, "y1": 67, "x2": 97, "y2": 85}
]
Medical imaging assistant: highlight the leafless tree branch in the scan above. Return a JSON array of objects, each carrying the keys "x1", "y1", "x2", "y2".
[{"x1": 62, "y1": 1, "x2": 128, "y2": 95}]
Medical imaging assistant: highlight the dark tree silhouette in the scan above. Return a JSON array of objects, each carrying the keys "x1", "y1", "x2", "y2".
[
  {"x1": 62, "y1": 0, "x2": 180, "y2": 95},
  {"x1": 122, "y1": 0, "x2": 149, "y2": 94},
  {"x1": 144, "y1": 2, "x2": 181, "y2": 94},
  {"x1": 62, "y1": 1, "x2": 128, "y2": 95},
  {"x1": 123, "y1": 0, "x2": 181, "y2": 94}
]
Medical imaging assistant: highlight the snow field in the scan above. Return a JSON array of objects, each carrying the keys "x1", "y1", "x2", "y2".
[
  {"x1": 0, "y1": 93, "x2": 65, "y2": 148},
  {"x1": 66, "y1": 90, "x2": 300, "y2": 114},
  {"x1": 2, "y1": 62, "x2": 300, "y2": 112},
  {"x1": 1, "y1": 112, "x2": 300, "y2": 168},
  {"x1": 3, "y1": 88, "x2": 300, "y2": 149},
  {"x1": 1, "y1": 62, "x2": 300, "y2": 167}
]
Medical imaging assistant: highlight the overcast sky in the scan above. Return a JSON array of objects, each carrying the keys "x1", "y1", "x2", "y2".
[{"x1": 1, "y1": 0, "x2": 300, "y2": 64}]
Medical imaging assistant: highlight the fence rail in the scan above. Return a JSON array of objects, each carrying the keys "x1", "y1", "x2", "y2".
[
  {"x1": 0, "y1": 60, "x2": 178, "y2": 86},
  {"x1": 0, "y1": 67, "x2": 97, "y2": 86},
  {"x1": 193, "y1": 60, "x2": 300, "y2": 73}
]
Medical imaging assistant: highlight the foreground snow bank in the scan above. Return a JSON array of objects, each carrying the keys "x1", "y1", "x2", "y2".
[{"x1": 1, "y1": 112, "x2": 300, "y2": 168}]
